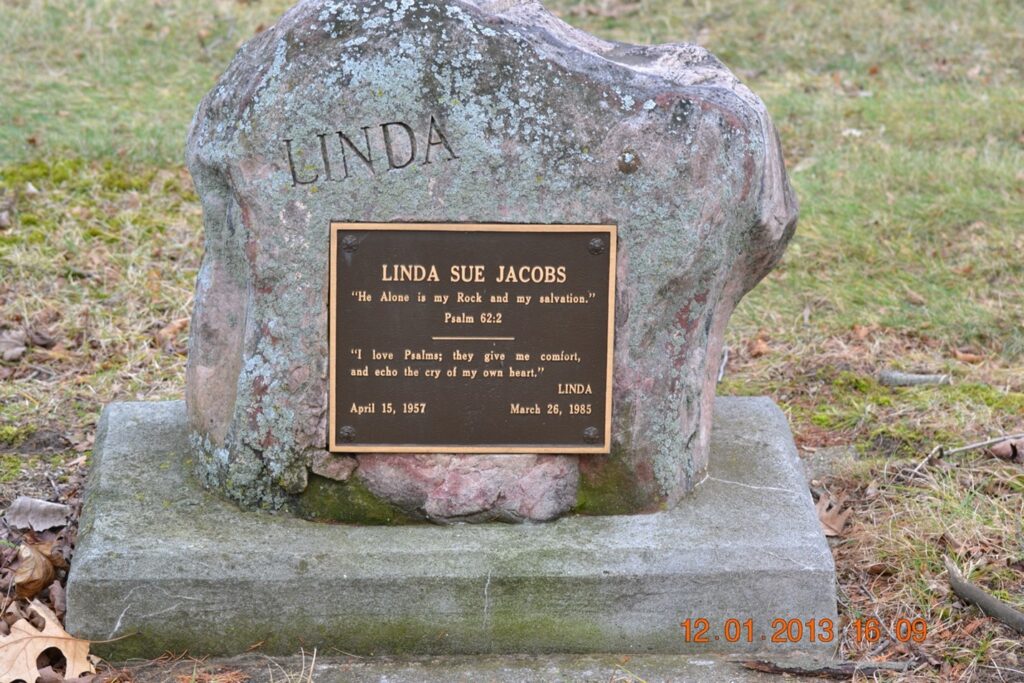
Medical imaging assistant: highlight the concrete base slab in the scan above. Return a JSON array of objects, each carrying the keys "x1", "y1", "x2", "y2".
[
  {"x1": 126, "y1": 652, "x2": 794, "y2": 682},
  {"x1": 67, "y1": 397, "x2": 837, "y2": 659}
]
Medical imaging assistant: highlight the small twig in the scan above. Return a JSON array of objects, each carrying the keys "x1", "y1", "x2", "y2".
[
  {"x1": 741, "y1": 659, "x2": 914, "y2": 678},
  {"x1": 943, "y1": 556, "x2": 1024, "y2": 634},
  {"x1": 910, "y1": 445, "x2": 945, "y2": 478},
  {"x1": 910, "y1": 433, "x2": 1024, "y2": 477},
  {"x1": 716, "y1": 345, "x2": 729, "y2": 383},
  {"x1": 46, "y1": 475, "x2": 62, "y2": 500}
]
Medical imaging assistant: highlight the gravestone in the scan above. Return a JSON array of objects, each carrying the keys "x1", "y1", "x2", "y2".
[
  {"x1": 67, "y1": 0, "x2": 836, "y2": 664},
  {"x1": 184, "y1": 0, "x2": 796, "y2": 522}
]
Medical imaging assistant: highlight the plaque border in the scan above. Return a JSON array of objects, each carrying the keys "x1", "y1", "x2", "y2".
[{"x1": 329, "y1": 222, "x2": 617, "y2": 454}]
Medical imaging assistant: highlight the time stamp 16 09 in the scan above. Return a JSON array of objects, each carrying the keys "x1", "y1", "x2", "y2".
[{"x1": 680, "y1": 617, "x2": 928, "y2": 644}]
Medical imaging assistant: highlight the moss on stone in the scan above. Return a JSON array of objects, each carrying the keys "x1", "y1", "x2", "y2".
[
  {"x1": 575, "y1": 445, "x2": 658, "y2": 516},
  {"x1": 94, "y1": 607, "x2": 609, "y2": 659},
  {"x1": 295, "y1": 473, "x2": 418, "y2": 525}
]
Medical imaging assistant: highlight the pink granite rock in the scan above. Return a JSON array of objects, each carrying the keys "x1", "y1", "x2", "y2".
[
  {"x1": 310, "y1": 453, "x2": 357, "y2": 482},
  {"x1": 185, "y1": 0, "x2": 796, "y2": 522},
  {"x1": 356, "y1": 454, "x2": 578, "y2": 522}
]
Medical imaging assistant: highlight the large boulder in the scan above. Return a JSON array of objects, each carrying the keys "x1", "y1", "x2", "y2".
[{"x1": 185, "y1": 0, "x2": 796, "y2": 522}]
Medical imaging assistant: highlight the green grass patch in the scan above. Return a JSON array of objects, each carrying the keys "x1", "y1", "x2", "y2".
[
  {"x1": 0, "y1": 455, "x2": 23, "y2": 483},
  {"x1": 0, "y1": 425, "x2": 32, "y2": 448}
]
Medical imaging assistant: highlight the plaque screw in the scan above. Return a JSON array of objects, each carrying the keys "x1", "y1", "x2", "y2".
[
  {"x1": 582, "y1": 426, "x2": 601, "y2": 444},
  {"x1": 617, "y1": 148, "x2": 640, "y2": 174},
  {"x1": 341, "y1": 235, "x2": 359, "y2": 253},
  {"x1": 588, "y1": 237, "x2": 606, "y2": 255},
  {"x1": 339, "y1": 425, "x2": 356, "y2": 442}
]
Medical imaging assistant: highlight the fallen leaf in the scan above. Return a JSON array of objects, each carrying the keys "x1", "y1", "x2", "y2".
[
  {"x1": 815, "y1": 492, "x2": 852, "y2": 537},
  {"x1": 0, "y1": 329, "x2": 27, "y2": 362},
  {"x1": 22, "y1": 182, "x2": 40, "y2": 197},
  {"x1": 72, "y1": 432, "x2": 95, "y2": 453},
  {"x1": 953, "y1": 348, "x2": 984, "y2": 364},
  {"x1": 29, "y1": 541, "x2": 69, "y2": 570},
  {"x1": 0, "y1": 600, "x2": 95, "y2": 682},
  {"x1": 939, "y1": 532, "x2": 966, "y2": 555},
  {"x1": 851, "y1": 324, "x2": 873, "y2": 340},
  {"x1": 26, "y1": 326, "x2": 57, "y2": 349},
  {"x1": 904, "y1": 288, "x2": 927, "y2": 306},
  {"x1": 13, "y1": 545, "x2": 54, "y2": 600},
  {"x1": 153, "y1": 317, "x2": 189, "y2": 349},
  {"x1": 48, "y1": 582, "x2": 66, "y2": 622},
  {"x1": 990, "y1": 438, "x2": 1024, "y2": 463},
  {"x1": 747, "y1": 337, "x2": 770, "y2": 358},
  {"x1": 866, "y1": 562, "x2": 893, "y2": 576},
  {"x1": 5, "y1": 497, "x2": 71, "y2": 532},
  {"x1": 961, "y1": 616, "x2": 989, "y2": 637}
]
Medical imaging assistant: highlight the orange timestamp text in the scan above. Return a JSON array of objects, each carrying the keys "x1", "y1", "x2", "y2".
[{"x1": 679, "y1": 617, "x2": 928, "y2": 644}]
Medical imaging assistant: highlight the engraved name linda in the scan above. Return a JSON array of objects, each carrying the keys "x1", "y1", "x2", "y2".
[{"x1": 284, "y1": 115, "x2": 458, "y2": 187}]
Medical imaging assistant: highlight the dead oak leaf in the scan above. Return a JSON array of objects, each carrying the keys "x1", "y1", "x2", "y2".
[
  {"x1": 5, "y1": 496, "x2": 71, "y2": 532},
  {"x1": 952, "y1": 348, "x2": 985, "y2": 364},
  {"x1": 815, "y1": 492, "x2": 852, "y2": 537},
  {"x1": 0, "y1": 600, "x2": 95, "y2": 683},
  {"x1": 991, "y1": 438, "x2": 1024, "y2": 463},
  {"x1": 12, "y1": 544, "x2": 54, "y2": 600},
  {"x1": 0, "y1": 330, "x2": 27, "y2": 362},
  {"x1": 747, "y1": 337, "x2": 770, "y2": 358}
]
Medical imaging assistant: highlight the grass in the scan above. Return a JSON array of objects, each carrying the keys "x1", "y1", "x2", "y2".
[{"x1": 1, "y1": 0, "x2": 1023, "y2": 678}]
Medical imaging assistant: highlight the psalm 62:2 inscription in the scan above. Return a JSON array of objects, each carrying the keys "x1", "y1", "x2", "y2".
[{"x1": 329, "y1": 224, "x2": 616, "y2": 453}]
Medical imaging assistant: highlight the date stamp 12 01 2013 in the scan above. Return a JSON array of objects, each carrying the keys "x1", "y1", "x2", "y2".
[{"x1": 680, "y1": 617, "x2": 928, "y2": 645}]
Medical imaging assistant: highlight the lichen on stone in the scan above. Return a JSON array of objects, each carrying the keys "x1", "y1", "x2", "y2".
[{"x1": 184, "y1": 0, "x2": 795, "y2": 522}]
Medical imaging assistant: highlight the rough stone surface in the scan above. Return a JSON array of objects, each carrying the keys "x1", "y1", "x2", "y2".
[
  {"x1": 310, "y1": 451, "x2": 357, "y2": 480},
  {"x1": 185, "y1": 0, "x2": 797, "y2": 518},
  {"x1": 357, "y1": 453, "x2": 578, "y2": 522},
  {"x1": 67, "y1": 397, "x2": 835, "y2": 659}
]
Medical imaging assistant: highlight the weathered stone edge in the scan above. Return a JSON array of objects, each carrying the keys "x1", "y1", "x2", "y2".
[{"x1": 68, "y1": 398, "x2": 837, "y2": 659}]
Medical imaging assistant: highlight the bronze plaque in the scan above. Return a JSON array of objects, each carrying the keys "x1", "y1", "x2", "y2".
[{"x1": 329, "y1": 223, "x2": 616, "y2": 453}]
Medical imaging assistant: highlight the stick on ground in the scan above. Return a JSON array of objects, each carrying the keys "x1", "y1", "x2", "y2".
[
  {"x1": 741, "y1": 659, "x2": 914, "y2": 679},
  {"x1": 910, "y1": 433, "x2": 1024, "y2": 477},
  {"x1": 943, "y1": 556, "x2": 1024, "y2": 635}
]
